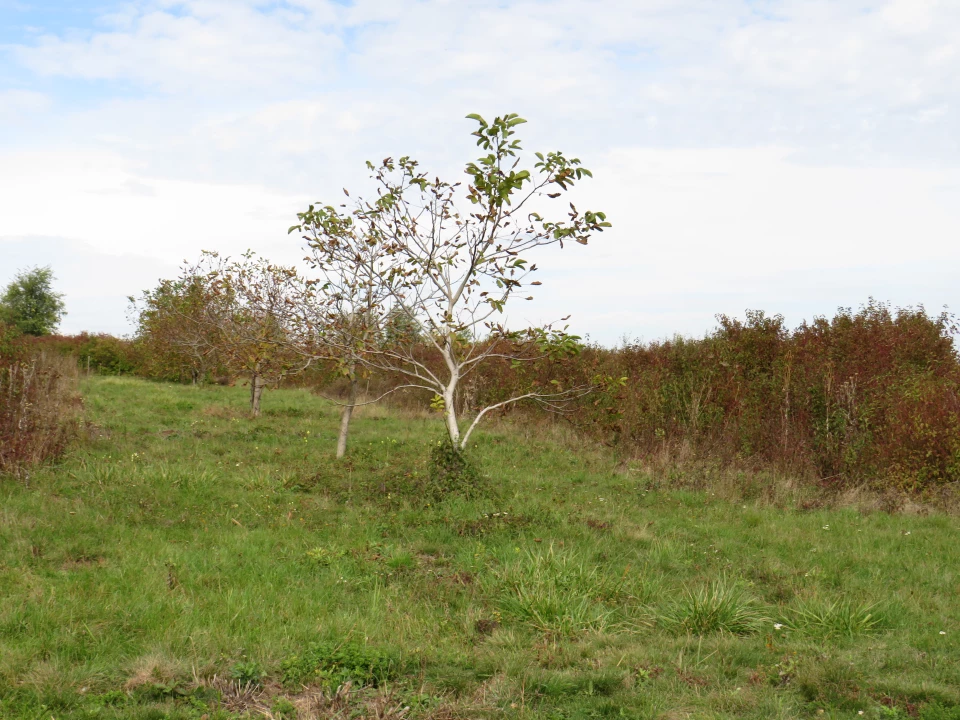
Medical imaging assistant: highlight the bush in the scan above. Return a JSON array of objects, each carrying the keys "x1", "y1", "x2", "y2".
[
  {"x1": 31, "y1": 333, "x2": 139, "y2": 375},
  {"x1": 427, "y1": 437, "x2": 486, "y2": 500},
  {"x1": 0, "y1": 350, "x2": 81, "y2": 482},
  {"x1": 463, "y1": 301, "x2": 960, "y2": 491}
]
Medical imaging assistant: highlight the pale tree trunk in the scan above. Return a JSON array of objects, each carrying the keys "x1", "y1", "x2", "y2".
[
  {"x1": 441, "y1": 340, "x2": 462, "y2": 448},
  {"x1": 443, "y1": 377, "x2": 461, "y2": 448},
  {"x1": 336, "y1": 373, "x2": 359, "y2": 458},
  {"x1": 444, "y1": 389, "x2": 461, "y2": 447},
  {"x1": 250, "y1": 372, "x2": 266, "y2": 417}
]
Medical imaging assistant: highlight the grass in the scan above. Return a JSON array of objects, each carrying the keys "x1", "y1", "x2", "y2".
[{"x1": 0, "y1": 376, "x2": 958, "y2": 719}]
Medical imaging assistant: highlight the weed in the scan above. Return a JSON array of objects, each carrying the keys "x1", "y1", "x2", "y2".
[
  {"x1": 0, "y1": 351, "x2": 80, "y2": 481},
  {"x1": 305, "y1": 546, "x2": 347, "y2": 567},
  {"x1": 271, "y1": 696, "x2": 297, "y2": 718},
  {"x1": 229, "y1": 660, "x2": 264, "y2": 687},
  {"x1": 280, "y1": 640, "x2": 397, "y2": 689}
]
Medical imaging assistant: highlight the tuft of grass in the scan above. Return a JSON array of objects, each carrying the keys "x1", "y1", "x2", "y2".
[
  {"x1": 785, "y1": 596, "x2": 887, "y2": 638},
  {"x1": 658, "y1": 576, "x2": 770, "y2": 635},
  {"x1": 491, "y1": 544, "x2": 635, "y2": 635}
]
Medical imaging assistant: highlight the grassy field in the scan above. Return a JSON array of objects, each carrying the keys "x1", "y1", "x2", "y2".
[{"x1": 1, "y1": 377, "x2": 959, "y2": 720}]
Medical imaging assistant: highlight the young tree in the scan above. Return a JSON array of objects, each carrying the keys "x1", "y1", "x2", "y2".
[
  {"x1": 0, "y1": 266, "x2": 66, "y2": 336},
  {"x1": 290, "y1": 113, "x2": 610, "y2": 451},
  {"x1": 210, "y1": 252, "x2": 314, "y2": 417},
  {"x1": 292, "y1": 215, "x2": 418, "y2": 458}
]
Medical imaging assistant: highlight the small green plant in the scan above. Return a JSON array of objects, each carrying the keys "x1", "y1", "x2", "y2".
[
  {"x1": 659, "y1": 576, "x2": 769, "y2": 635},
  {"x1": 230, "y1": 659, "x2": 264, "y2": 687},
  {"x1": 280, "y1": 640, "x2": 397, "y2": 689},
  {"x1": 271, "y1": 696, "x2": 298, "y2": 718},
  {"x1": 305, "y1": 546, "x2": 347, "y2": 567}
]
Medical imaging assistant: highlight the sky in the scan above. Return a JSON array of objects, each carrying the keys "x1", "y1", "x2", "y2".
[{"x1": 1, "y1": 0, "x2": 958, "y2": 344}]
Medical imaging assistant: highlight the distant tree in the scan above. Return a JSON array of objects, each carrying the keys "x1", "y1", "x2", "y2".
[
  {"x1": 130, "y1": 267, "x2": 224, "y2": 384},
  {"x1": 0, "y1": 266, "x2": 66, "y2": 336},
  {"x1": 291, "y1": 113, "x2": 610, "y2": 454},
  {"x1": 208, "y1": 252, "x2": 314, "y2": 417}
]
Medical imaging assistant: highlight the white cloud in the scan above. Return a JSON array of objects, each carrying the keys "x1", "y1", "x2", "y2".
[
  {"x1": 13, "y1": 1, "x2": 343, "y2": 94},
  {"x1": 0, "y1": 149, "x2": 309, "y2": 266},
  {"x1": 0, "y1": 89, "x2": 51, "y2": 122}
]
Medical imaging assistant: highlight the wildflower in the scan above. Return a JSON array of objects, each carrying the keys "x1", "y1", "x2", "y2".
[
  {"x1": 822, "y1": 525, "x2": 829, "y2": 530},
  {"x1": 773, "y1": 623, "x2": 784, "y2": 630},
  {"x1": 940, "y1": 631, "x2": 947, "y2": 635}
]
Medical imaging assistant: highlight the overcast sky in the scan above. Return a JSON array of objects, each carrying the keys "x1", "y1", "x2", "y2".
[{"x1": 1, "y1": 0, "x2": 958, "y2": 343}]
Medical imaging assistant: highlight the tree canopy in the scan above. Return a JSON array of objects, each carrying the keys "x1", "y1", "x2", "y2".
[
  {"x1": 0, "y1": 266, "x2": 66, "y2": 336},
  {"x1": 291, "y1": 112, "x2": 610, "y2": 451}
]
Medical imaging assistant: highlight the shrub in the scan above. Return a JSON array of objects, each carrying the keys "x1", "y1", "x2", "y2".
[
  {"x1": 427, "y1": 437, "x2": 486, "y2": 500},
  {"x1": 460, "y1": 301, "x2": 960, "y2": 491},
  {"x1": 0, "y1": 350, "x2": 81, "y2": 482},
  {"x1": 31, "y1": 333, "x2": 139, "y2": 375}
]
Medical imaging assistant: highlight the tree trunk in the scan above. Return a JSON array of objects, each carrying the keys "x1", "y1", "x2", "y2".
[
  {"x1": 444, "y1": 382, "x2": 460, "y2": 448},
  {"x1": 250, "y1": 373, "x2": 265, "y2": 417},
  {"x1": 441, "y1": 341, "x2": 462, "y2": 448},
  {"x1": 336, "y1": 375, "x2": 359, "y2": 458}
]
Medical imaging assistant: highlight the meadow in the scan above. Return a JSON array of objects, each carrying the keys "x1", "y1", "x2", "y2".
[{"x1": 1, "y1": 376, "x2": 959, "y2": 719}]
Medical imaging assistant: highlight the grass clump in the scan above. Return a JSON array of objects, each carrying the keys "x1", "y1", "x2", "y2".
[
  {"x1": 492, "y1": 544, "x2": 640, "y2": 635},
  {"x1": 659, "y1": 576, "x2": 769, "y2": 635},
  {"x1": 785, "y1": 596, "x2": 887, "y2": 638}
]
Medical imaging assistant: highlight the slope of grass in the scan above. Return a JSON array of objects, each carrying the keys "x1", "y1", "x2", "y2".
[{"x1": 1, "y1": 377, "x2": 958, "y2": 719}]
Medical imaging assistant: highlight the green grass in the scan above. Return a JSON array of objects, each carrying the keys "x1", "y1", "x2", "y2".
[{"x1": 1, "y1": 376, "x2": 959, "y2": 719}]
